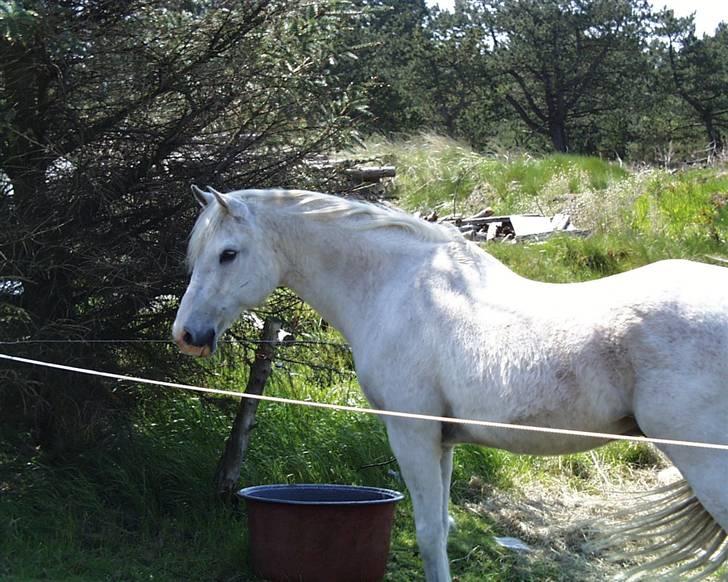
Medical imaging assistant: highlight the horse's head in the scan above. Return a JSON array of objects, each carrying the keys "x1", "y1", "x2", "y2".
[{"x1": 172, "y1": 186, "x2": 282, "y2": 357}]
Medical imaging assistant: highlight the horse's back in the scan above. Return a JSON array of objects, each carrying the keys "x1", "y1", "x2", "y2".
[{"x1": 605, "y1": 258, "x2": 726, "y2": 303}]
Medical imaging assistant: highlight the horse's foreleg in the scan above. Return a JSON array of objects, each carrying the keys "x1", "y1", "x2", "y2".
[{"x1": 386, "y1": 418, "x2": 451, "y2": 582}]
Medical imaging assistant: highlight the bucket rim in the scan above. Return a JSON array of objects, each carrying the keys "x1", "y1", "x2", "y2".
[{"x1": 237, "y1": 483, "x2": 405, "y2": 506}]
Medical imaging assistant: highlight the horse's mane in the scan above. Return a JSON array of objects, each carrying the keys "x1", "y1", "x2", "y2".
[
  {"x1": 188, "y1": 189, "x2": 459, "y2": 267},
  {"x1": 240, "y1": 189, "x2": 459, "y2": 243}
]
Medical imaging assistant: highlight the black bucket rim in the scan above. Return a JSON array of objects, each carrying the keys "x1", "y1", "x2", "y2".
[{"x1": 237, "y1": 483, "x2": 405, "y2": 506}]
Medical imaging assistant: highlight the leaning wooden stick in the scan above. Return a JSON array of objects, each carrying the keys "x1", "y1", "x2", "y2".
[{"x1": 214, "y1": 318, "x2": 281, "y2": 500}]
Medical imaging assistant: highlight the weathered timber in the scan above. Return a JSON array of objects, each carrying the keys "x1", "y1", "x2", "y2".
[
  {"x1": 445, "y1": 214, "x2": 541, "y2": 227},
  {"x1": 467, "y1": 207, "x2": 495, "y2": 220},
  {"x1": 344, "y1": 166, "x2": 396, "y2": 182},
  {"x1": 509, "y1": 215, "x2": 554, "y2": 237}
]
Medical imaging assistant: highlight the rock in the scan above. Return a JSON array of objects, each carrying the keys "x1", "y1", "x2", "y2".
[
  {"x1": 657, "y1": 466, "x2": 683, "y2": 485},
  {"x1": 494, "y1": 536, "x2": 532, "y2": 553}
]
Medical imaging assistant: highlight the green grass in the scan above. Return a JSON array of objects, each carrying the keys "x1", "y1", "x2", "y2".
[
  {"x1": 2, "y1": 350, "x2": 664, "y2": 581},
  {"x1": 631, "y1": 169, "x2": 728, "y2": 242},
  {"x1": 3, "y1": 136, "x2": 728, "y2": 580},
  {"x1": 1, "y1": 405, "x2": 247, "y2": 581},
  {"x1": 0, "y1": 360, "x2": 674, "y2": 581}
]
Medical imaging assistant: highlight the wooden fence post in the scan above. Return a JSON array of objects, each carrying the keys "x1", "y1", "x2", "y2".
[{"x1": 214, "y1": 317, "x2": 282, "y2": 500}]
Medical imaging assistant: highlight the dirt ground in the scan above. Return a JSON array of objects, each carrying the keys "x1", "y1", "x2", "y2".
[{"x1": 463, "y1": 463, "x2": 726, "y2": 581}]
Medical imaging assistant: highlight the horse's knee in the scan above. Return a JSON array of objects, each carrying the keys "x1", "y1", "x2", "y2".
[{"x1": 415, "y1": 517, "x2": 446, "y2": 549}]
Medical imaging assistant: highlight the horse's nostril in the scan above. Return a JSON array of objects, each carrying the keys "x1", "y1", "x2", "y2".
[
  {"x1": 182, "y1": 327, "x2": 215, "y2": 349},
  {"x1": 201, "y1": 328, "x2": 215, "y2": 348}
]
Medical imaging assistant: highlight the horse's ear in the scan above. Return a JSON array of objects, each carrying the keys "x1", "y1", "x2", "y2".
[
  {"x1": 207, "y1": 186, "x2": 231, "y2": 213},
  {"x1": 191, "y1": 184, "x2": 213, "y2": 208},
  {"x1": 206, "y1": 186, "x2": 251, "y2": 221}
]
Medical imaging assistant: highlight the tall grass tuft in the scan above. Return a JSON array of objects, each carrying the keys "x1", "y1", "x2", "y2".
[{"x1": 362, "y1": 134, "x2": 628, "y2": 216}]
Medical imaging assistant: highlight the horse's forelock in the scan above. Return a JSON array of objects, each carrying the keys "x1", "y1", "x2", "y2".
[{"x1": 187, "y1": 203, "x2": 228, "y2": 271}]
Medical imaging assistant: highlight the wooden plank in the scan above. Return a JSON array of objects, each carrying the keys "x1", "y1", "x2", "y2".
[{"x1": 510, "y1": 215, "x2": 554, "y2": 237}]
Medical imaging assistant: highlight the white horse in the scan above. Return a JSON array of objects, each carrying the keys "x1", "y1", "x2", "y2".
[{"x1": 173, "y1": 186, "x2": 728, "y2": 581}]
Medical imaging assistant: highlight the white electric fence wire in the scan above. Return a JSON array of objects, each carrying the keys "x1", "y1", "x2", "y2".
[{"x1": 1, "y1": 352, "x2": 727, "y2": 453}]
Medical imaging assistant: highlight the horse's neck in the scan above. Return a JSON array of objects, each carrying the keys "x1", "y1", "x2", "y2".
[{"x1": 268, "y1": 214, "x2": 422, "y2": 343}]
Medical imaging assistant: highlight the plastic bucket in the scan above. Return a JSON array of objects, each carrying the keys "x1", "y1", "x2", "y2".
[{"x1": 237, "y1": 484, "x2": 404, "y2": 582}]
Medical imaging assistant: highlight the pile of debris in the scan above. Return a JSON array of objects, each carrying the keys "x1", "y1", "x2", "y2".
[
  {"x1": 422, "y1": 207, "x2": 589, "y2": 243},
  {"x1": 303, "y1": 157, "x2": 589, "y2": 243}
]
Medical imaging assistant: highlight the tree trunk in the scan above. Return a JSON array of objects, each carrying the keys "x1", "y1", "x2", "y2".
[
  {"x1": 214, "y1": 318, "x2": 282, "y2": 501},
  {"x1": 704, "y1": 115, "x2": 724, "y2": 155},
  {"x1": 549, "y1": 119, "x2": 569, "y2": 152}
]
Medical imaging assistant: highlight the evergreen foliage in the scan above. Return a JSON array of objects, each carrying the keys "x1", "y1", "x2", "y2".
[
  {"x1": 348, "y1": 0, "x2": 727, "y2": 159},
  {"x1": 0, "y1": 0, "x2": 365, "y2": 452}
]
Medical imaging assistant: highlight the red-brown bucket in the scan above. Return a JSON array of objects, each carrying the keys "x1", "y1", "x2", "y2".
[{"x1": 237, "y1": 484, "x2": 404, "y2": 582}]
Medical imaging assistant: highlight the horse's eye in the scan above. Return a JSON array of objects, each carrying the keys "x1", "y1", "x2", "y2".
[{"x1": 219, "y1": 250, "x2": 238, "y2": 264}]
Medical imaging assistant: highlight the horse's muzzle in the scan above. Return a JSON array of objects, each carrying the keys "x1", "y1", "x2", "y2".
[{"x1": 175, "y1": 326, "x2": 216, "y2": 357}]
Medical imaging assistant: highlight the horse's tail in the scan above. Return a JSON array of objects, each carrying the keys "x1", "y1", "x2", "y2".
[{"x1": 590, "y1": 479, "x2": 728, "y2": 580}]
